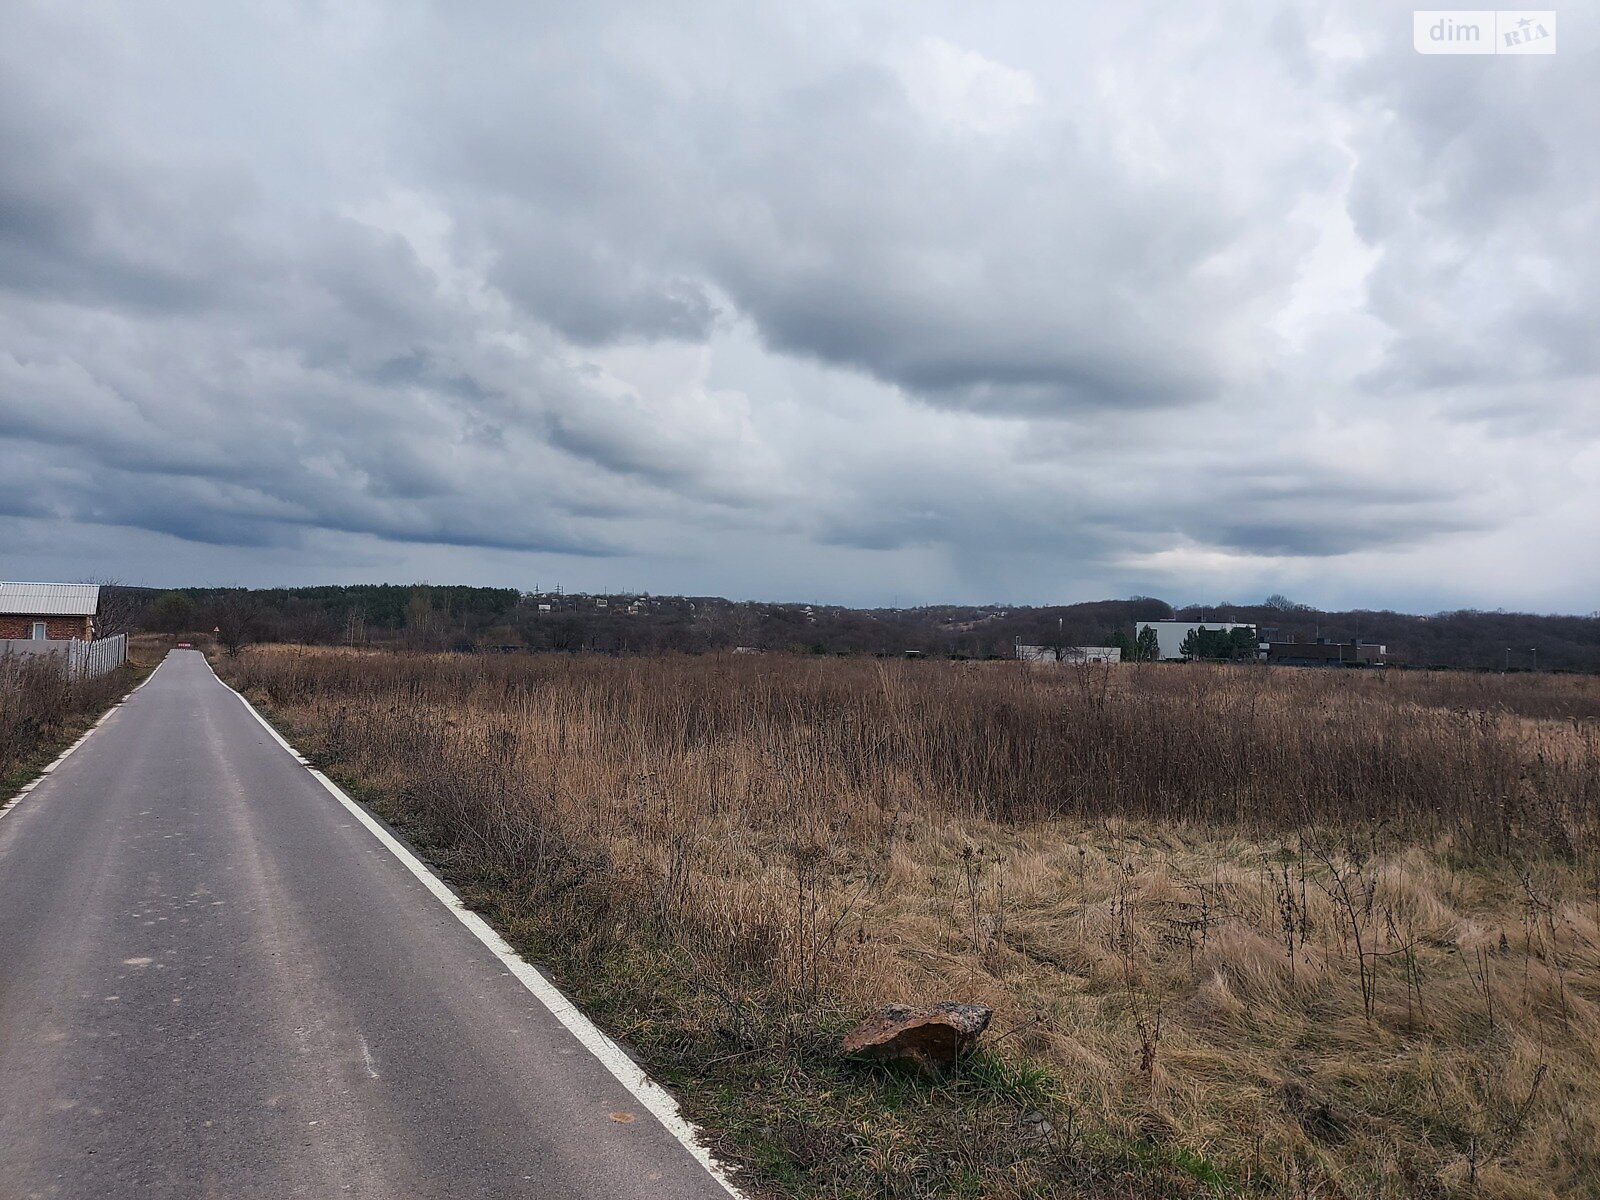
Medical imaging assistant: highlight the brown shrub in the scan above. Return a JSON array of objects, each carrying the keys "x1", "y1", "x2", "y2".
[
  {"x1": 233, "y1": 651, "x2": 1598, "y2": 849},
  {"x1": 0, "y1": 655, "x2": 137, "y2": 787}
]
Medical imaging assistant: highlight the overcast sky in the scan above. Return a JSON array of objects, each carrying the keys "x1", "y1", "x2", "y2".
[{"x1": 1, "y1": 2, "x2": 1595, "y2": 610}]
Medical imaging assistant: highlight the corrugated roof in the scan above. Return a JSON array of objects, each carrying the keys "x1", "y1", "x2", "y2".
[{"x1": 0, "y1": 582, "x2": 101, "y2": 616}]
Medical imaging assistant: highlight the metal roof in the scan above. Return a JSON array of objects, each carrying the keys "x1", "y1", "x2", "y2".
[{"x1": 0, "y1": 582, "x2": 101, "y2": 616}]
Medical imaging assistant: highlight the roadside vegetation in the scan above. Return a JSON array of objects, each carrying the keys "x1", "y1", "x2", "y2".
[
  {"x1": 0, "y1": 649, "x2": 151, "y2": 795},
  {"x1": 221, "y1": 649, "x2": 1600, "y2": 1198}
]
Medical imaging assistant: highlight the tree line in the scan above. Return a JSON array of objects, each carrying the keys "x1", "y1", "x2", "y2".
[{"x1": 107, "y1": 585, "x2": 1600, "y2": 671}]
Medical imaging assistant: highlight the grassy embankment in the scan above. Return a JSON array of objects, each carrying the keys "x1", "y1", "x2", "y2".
[{"x1": 221, "y1": 648, "x2": 1600, "y2": 1199}]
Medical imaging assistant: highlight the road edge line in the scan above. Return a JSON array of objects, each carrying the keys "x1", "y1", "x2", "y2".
[
  {"x1": 212, "y1": 664, "x2": 748, "y2": 1200},
  {"x1": 0, "y1": 656, "x2": 167, "y2": 823}
]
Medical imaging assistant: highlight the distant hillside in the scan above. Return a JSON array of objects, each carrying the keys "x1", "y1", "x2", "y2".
[{"x1": 110, "y1": 585, "x2": 1600, "y2": 672}]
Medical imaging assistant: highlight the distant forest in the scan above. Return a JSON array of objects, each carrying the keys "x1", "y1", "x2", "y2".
[{"x1": 106, "y1": 584, "x2": 1600, "y2": 672}]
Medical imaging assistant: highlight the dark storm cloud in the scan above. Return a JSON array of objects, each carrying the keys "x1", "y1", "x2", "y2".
[
  {"x1": 0, "y1": 438, "x2": 625, "y2": 558},
  {"x1": 1194, "y1": 511, "x2": 1482, "y2": 559},
  {"x1": 0, "y1": 119, "x2": 225, "y2": 316},
  {"x1": 396, "y1": 6, "x2": 1278, "y2": 416},
  {"x1": 0, "y1": 0, "x2": 1594, "y2": 607}
]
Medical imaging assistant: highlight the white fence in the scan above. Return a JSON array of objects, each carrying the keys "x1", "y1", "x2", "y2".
[
  {"x1": 1015, "y1": 644, "x2": 1122, "y2": 664},
  {"x1": 0, "y1": 634, "x2": 127, "y2": 680}
]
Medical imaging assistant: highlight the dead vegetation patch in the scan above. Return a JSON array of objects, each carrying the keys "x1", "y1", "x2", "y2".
[{"x1": 224, "y1": 648, "x2": 1600, "y2": 1198}]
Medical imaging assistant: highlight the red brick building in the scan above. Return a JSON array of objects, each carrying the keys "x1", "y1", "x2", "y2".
[{"x1": 0, "y1": 582, "x2": 101, "y2": 641}]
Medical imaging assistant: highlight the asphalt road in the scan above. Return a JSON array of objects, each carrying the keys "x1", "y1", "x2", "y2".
[{"x1": 0, "y1": 650, "x2": 737, "y2": 1199}]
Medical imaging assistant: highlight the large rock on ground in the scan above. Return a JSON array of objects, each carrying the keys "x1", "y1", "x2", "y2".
[{"x1": 840, "y1": 1002, "x2": 993, "y2": 1075}]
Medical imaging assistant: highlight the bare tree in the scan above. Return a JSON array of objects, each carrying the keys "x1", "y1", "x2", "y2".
[
  {"x1": 209, "y1": 592, "x2": 262, "y2": 657},
  {"x1": 82, "y1": 578, "x2": 149, "y2": 637}
]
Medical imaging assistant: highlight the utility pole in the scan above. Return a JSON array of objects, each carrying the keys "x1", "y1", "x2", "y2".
[
  {"x1": 1531, "y1": 646, "x2": 1538, "y2": 672},
  {"x1": 1505, "y1": 647, "x2": 1511, "y2": 672}
]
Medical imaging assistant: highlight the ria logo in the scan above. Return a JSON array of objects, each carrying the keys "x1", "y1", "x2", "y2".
[{"x1": 1414, "y1": 10, "x2": 1557, "y2": 53}]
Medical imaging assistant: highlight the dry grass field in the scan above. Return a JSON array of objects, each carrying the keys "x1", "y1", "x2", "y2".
[
  {"x1": 0, "y1": 652, "x2": 146, "y2": 795},
  {"x1": 223, "y1": 648, "x2": 1600, "y2": 1198}
]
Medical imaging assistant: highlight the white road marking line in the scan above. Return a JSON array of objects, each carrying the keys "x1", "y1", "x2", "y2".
[
  {"x1": 212, "y1": 663, "x2": 746, "y2": 1198},
  {"x1": 0, "y1": 657, "x2": 167, "y2": 823}
]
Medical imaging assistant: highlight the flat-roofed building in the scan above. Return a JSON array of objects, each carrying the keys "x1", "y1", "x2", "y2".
[
  {"x1": 1134, "y1": 619, "x2": 1256, "y2": 661},
  {"x1": 1265, "y1": 639, "x2": 1387, "y2": 667}
]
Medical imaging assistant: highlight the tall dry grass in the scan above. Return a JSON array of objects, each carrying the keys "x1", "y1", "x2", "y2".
[
  {"x1": 0, "y1": 654, "x2": 138, "y2": 789},
  {"x1": 226, "y1": 649, "x2": 1600, "y2": 1198}
]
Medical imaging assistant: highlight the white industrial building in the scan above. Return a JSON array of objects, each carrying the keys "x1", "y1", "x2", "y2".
[{"x1": 1134, "y1": 620, "x2": 1257, "y2": 661}]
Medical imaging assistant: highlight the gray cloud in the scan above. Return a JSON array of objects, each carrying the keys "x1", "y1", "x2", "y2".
[
  {"x1": 0, "y1": 0, "x2": 1595, "y2": 609},
  {"x1": 1342, "y1": 30, "x2": 1600, "y2": 394},
  {"x1": 404, "y1": 14, "x2": 1273, "y2": 415}
]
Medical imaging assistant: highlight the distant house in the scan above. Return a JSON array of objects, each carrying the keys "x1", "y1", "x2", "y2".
[
  {"x1": 1015, "y1": 643, "x2": 1122, "y2": 664},
  {"x1": 0, "y1": 582, "x2": 101, "y2": 641},
  {"x1": 1134, "y1": 620, "x2": 1257, "y2": 661},
  {"x1": 1265, "y1": 639, "x2": 1387, "y2": 667}
]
